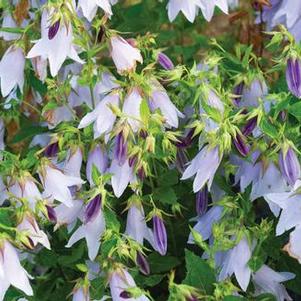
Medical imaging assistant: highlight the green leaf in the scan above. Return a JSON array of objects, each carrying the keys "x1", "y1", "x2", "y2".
[
  {"x1": 223, "y1": 297, "x2": 247, "y2": 301},
  {"x1": 11, "y1": 125, "x2": 48, "y2": 143},
  {"x1": 148, "y1": 253, "x2": 181, "y2": 273},
  {"x1": 259, "y1": 118, "x2": 278, "y2": 139},
  {"x1": 183, "y1": 249, "x2": 216, "y2": 294},
  {"x1": 153, "y1": 187, "x2": 177, "y2": 205},
  {"x1": 289, "y1": 102, "x2": 301, "y2": 118},
  {"x1": 140, "y1": 98, "x2": 151, "y2": 125}
]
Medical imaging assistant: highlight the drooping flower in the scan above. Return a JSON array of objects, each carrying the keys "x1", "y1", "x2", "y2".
[
  {"x1": 218, "y1": 237, "x2": 252, "y2": 291},
  {"x1": 233, "y1": 132, "x2": 250, "y2": 157},
  {"x1": 63, "y1": 147, "x2": 83, "y2": 179},
  {"x1": 86, "y1": 145, "x2": 108, "y2": 185},
  {"x1": 72, "y1": 285, "x2": 90, "y2": 301},
  {"x1": 149, "y1": 82, "x2": 184, "y2": 128},
  {"x1": 109, "y1": 268, "x2": 150, "y2": 301},
  {"x1": 114, "y1": 132, "x2": 128, "y2": 166},
  {"x1": 157, "y1": 52, "x2": 174, "y2": 70},
  {"x1": 152, "y1": 215, "x2": 167, "y2": 256},
  {"x1": 196, "y1": 186, "x2": 209, "y2": 216},
  {"x1": 78, "y1": 93, "x2": 119, "y2": 139},
  {"x1": 167, "y1": 0, "x2": 202, "y2": 23},
  {"x1": 39, "y1": 164, "x2": 84, "y2": 207},
  {"x1": 0, "y1": 240, "x2": 33, "y2": 300},
  {"x1": 78, "y1": 0, "x2": 113, "y2": 21},
  {"x1": 110, "y1": 36, "x2": 143, "y2": 74},
  {"x1": 0, "y1": 46, "x2": 25, "y2": 97},
  {"x1": 17, "y1": 215, "x2": 50, "y2": 250},
  {"x1": 279, "y1": 147, "x2": 300, "y2": 187},
  {"x1": 199, "y1": 0, "x2": 229, "y2": 22},
  {"x1": 286, "y1": 58, "x2": 301, "y2": 98},
  {"x1": 27, "y1": 9, "x2": 84, "y2": 77},
  {"x1": 83, "y1": 194, "x2": 102, "y2": 224},
  {"x1": 182, "y1": 146, "x2": 221, "y2": 193},
  {"x1": 252, "y1": 265, "x2": 295, "y2": 301},
  {"x1": 66, "y1": 203, "x2": 105, "y2": 260},
  {"x1": 0, "y1": 13, "x2": 21, "y2": 41}
]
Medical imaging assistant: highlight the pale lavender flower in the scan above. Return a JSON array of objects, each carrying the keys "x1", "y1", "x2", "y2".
[
  {"x1": 46, "y1": 205, "x2": 57, "y2": 223},
  {"x1": 110, "y1": 159, "x2": 134, "y2": 198},
  {"x1": 84, "y1": 194, "x2": 102, "y2": 224},
  {"x1": 218, "y1": 237, "x2": 252, "y2": 291},
  {"x1": 110, "y1": 36, "x2": 143, "y2": 74},
  {"x1": 285, "y1": 225, "x2": 301, "y2": 264},
  {"x1": 199, "y1": 0, "x2": 229, "y2": 21},
  {"x1": 0, "y1": 177, "x2": 7, "y2": 206},
  {"x1": 0, "y1": 119, "x2": 4, "y2": 155},
  {"x1": 78, "y1": 93, "x2": 119, "y2": 139},
  {"x1": 72, "y1": 286, "x2": 90, "y2": 301},
  {"x1": 40, "y1": 165, "x2": 84, "y2": 207},
  {"x1": 286, "y1": 58, "x2": 301, "y2": 98},
  {"x1": 153, "y1": 215, "x2": 167, "y2": 256},
  {"x1": 182, "y1": 146, "x2": 221, "y2": 193},
  {"x1": 114, "y1": 132, "x2": 128, "y2": 166},
  {"x1": 253, "y1": 265, "x2": 295, "y2": 301},
  {"x1": 167, "y1": 0, "x2": 202, "y2": 23},
  {"x1": 17, "y1": 215, "x2": 50, "y2": 250},
  {"x1": 45, "y1": 105, "x2": 74, "y2": 129},
  {"x1": 149, "y1": 82, "x2": 184, "y2": 128},
  {"x1": 157, "y1": 52, "x2": 174, "y2": 70},
  {"x1": 66, "y1": 204, "x2": 105, "y2": 260},
  {"x1": 86, "y1": 145, "x2": 108, "y2": 185},
  {"x1": 196, "y1": 186, "x2": 208, "y2": 215},
  {"x1": 123, "y1": 88, "x2": 143, "y2": 132},
  {"x1": 279, "y1": 147, "x2": 300, "y2": 186},
  {"x1": 63, "y1": 147, "x2": 83, "y2": 179},
  {"x1": 109, "y1": 268, "x2": 150, "y2": 301},
  {"x1": 27, "y1": 9, "x2": 84, "y2": 77},
  {"x1": 0, "y1": 46, "x2": 25, "y2": 97},
  {"x1": 78, "y1": 0, "x2": 113, "y2": 22},
  {"x1": 125, "y1": 203, "x2": 155, "y2": 247},
  {"x1": 0, "y1": 240, "x2": 33, "y2": 300},
  {"x1": 0, "y1": 13, "x2": 21, "y2": 41}
]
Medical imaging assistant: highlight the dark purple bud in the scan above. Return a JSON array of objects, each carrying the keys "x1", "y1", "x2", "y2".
[
  {"x1": 233, "y1": 82, "x2": 244, "y2": 106},
  {"x1": 176, "y1": 148, "x2": 189, "y2": 174},
  {"x1": 84, "y1": 195, "x2": 102, "y2": 224},
  {"x1": 48, "y1": 20, "x2": 60, "y2": 40},
  {"x1": 136, "y1": 252, "x2": 150, "y2": 275},
  {"x1": 44, "y1": 142, "x2": 59, "y2": 158},
  {"x1": 46, "y1": 205, "x2": 57, "y2": 223},
  {"x1": 153, "y1": 215, "x2": 167, "y2": 256},
  {"x1": 280, "y1": 111, "x2": 287, "y2": 121},
  {"x1": 120, "y1": 291, "x2": 131, "y2": 299},
  {"x1": 129, "y1": 155, "x2": 137, "y2": 168},
  {"x1": 158, "y1": 52, "x2": 174, "y2": 70},
  {"x1": 242, "y1": 117, "x2": 257, "y2": 136},
  {"x1": 196, "y1": 186, "x2": 208, "y2": 215},
  {"x1": 137, "y1": 167, "x2": 145, "y2": 181},
  {"x1": 233, "y1": 133, "x2": 250, "y2": 157},
  {"x1": 279, "y1": 147, "x2": 300, "y2": 186},
  {"x1": 286, "y1": 58, "x2": 301, "y2": 98},
  {"x1": 139, "y1": 130, "x2": 148, "y2": 139},
  {"x1": 176, "y1": 129, "x2": 195, "y2": 148},
  {"x1": 114, "y1": 132, "x2": 128, "y2": 165}
]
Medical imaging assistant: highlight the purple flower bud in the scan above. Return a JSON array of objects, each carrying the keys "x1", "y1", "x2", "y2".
[
  {"x1": 279, "y1": 147, "x2": 300, "y2": 186},
  {"x1": 196, "y1": 186, "x2": 208, "y2": 215},
  {"x1": 114, "y1": 132, "x2": 128, "y2": 166},
  {"x1": 48, "y1": 20, "x2": 60, "y2": 40},
  {"x1": 84, "y1": 195, "x2": 102, "y2": 224},
  {"x1": 158, "y1": 52, "x2": 174, "y2": 70},
  {"x1": 176, "y1": 129, "x2": 195, "y2": 148},
  {"x1": 120, "y1": 291, "x2": 131, "y2": 299},
  {"x1": 137, "y1": 167, "x2": 145, "y2": 181},
  {"x1": 242, "y1": 117, "x2": 257, "y2": 136},
  {"x1": 233, "y1": 133, "x2": 250, "y2": 157},
  {"x1": 139, "y1": 130, "x2": 148, "y2": 139},
  {"x1": 286, "y1": 58, "x2": 301, "y2": 98},
  {"x1": 129, "y1": 155, "x2": 137, "y2": 168},
  {"x1": 233, "y1": 82, "x2": 244, "y2": 106},
  {"x1": 136, "y1": 251, "x2": 150, "y2": 275},
  {"x1": 153, "y1": 215, "x2": 167, "y2": 256},
  {"x1": 46, "y1": 205, "x2": 57, "y2": 223},
  {"x1": 44, "y1": 142, "x2": 59, "y2": 157},
  {"x1": 176, "y1": 148, "x2": 189, "y2": 173},
  {"x1": 280, "y1": 111, "x2": 287, "y2": 121}
]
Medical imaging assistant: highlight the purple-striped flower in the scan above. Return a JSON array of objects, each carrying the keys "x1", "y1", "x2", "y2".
[
  {"x1": 114, "y1": 132, "x2": 128, "y2": 166},
  {"x1": 286, "y1": 58, "x2": 301, "y2": 98},
  {"x1": 233, "y1": 133, "x2": 250, "y2": 157},
  {"x1": 46, "y1": 205, "x2": 57, "y2": 223},
  {"x1": 157, "y1": 52, "x2": 174, "y2": 70},
  {"x1": 48, "y1": 19, "x2": 60, "y2": 40},
  {"x1": 136, "y1": 252, "x2": 150, "y2": 275},
  {"x1": 84, "y1": 194, "x2": 102, "y2": 224},
  {"x1": 196, "y1": 186, "x2": 208, "y2": 215},
  {"x1": 44, "y1": 142, "x2": 59, "y2": 158},
  {"x1": 242, "y1": 117, "x2": 257, "y2": 136},
  {"x1": 279, "y1": 147, "x2": 300, "y2": 186},
  {"x1": 153, "y1": 215, "x2": 167, "y2": 256},
  {"x1": 233, "y1": 82, "x2": 244, "y2": 106}
]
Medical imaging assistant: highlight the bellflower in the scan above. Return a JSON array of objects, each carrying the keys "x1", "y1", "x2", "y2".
[
  {"x1": 149, "y1": 82, "x2": 184, "y2": 128},
  {"x1": 0, "y1": 46, "x2": 25, "y2": 97},
  {"x1": 167, "y1": 0, "x2": 202, "y2": 23},
  {"x1": 110, "y1": 36, "x2": 143, "y2": 74},
  {"x1": 182, "y1": 146, "x2": 221, "y2": 193},
  {"x1": 109, "y1": 268, "x2": 150, "y2": 301},
  {"x1": 66, "y1": 203, "x2": 105, "y2": 261},
  {"x1": 0, "y1": 119, "x2": 4, "y2": 154},
  {"x1": 199, "y1": 0, "x2": 229, "y2": 22},
  {"x1": 252, "y1": 265, "x2": 295, "y2": 301},
  {"x1": 110, "y1": 159, "x2": 134, "y2": 198},
  {"x1": 123, "y1": 88, "x2": 143, "y2": 132},
  {"x1": 27, "y1": 9, "x2": 84, "y2": 77},
  {"x1": 279, "y1": 147, "x2": 300, "y2": 187},
  {"x1": 233, "y1": 133, "x2": 250, "y2": 157},
  {"x1": 196, "y1": 186, "x2": 209, "y2": 216},
  {"x1": 286, "y1": 58, "x2": 301, "y2": 98},
  {"x1": 86, "y1": 145, "x2": 108, "y2": 185},
  {"x1": 0, "y1": 240, "x2": 33, "y2": 300},
  {"x1": 72, "y1": 286, "x2": 89, "y2": 301},
  {"x1": 153, "y1": 215, "x2": 167, "y2": 256},
  {"x1": 78, "y1": 93, "x2": 119, "y2": 139},
  {"x1": 218, "y1": 237, "x2": 252, "y2": 291},
  {"x1": 17, "y1": 215, "x2": 51, "y2": 250},
  {"x1": 39, "y1": 164, "x2": 84, "y2": 207},
  {"x1": 125, "y1": 203, "x2": 155, "y2": 248},
  {"x1": 63, "y1": 147, "x2": 83, "y2": 179},
  {"x1": 0, "y1": 13, "x2": 21, "y2": 41},
  {"x1": 78, "y1": 0, "x2": 113, "y2": 22},
  {"x1": 157, "y1": 52, "x2": 174, "y2": 70},
  {"x1": 114, "y1": 132, "x2": 128, "y2": 166}
]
